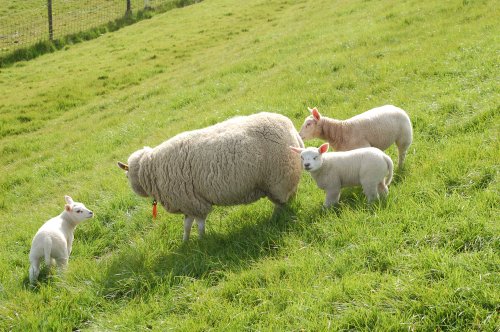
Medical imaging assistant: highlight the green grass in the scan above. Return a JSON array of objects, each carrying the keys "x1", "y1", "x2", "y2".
[
  {"x1": 0, "y1": 0, "x2": 201, "y2": 64},
  {"x1": 0, "y1": 0, "x2": 499, "y2": 330}
]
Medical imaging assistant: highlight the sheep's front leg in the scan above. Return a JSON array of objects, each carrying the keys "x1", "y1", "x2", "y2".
[
  {"x1": 183, "y1": 216, "x2": 194, "y2": 241},
  {"x1": 196, "y1": 218, "x2": 206, "y2": 239},
  {"x1": 324, "y1": 189, "x2": 340, "y2": 208}
]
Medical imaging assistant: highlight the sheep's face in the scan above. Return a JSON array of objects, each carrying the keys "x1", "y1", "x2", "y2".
[
  {"x1": 290, "y1": 143, "x2": 329, "y2": 172},
  {"x1": 118, "y1": 148, "x2": 149, "y2": 197},
  {"x1": 299, "y1": 107, "x2": 322, "y2": 140},
  {"x1": 64, "y1": 195, "x2": 94, "y2": 222},
  {"x1": 299, "y1": 149, "x2": 324, "y2": 172}
]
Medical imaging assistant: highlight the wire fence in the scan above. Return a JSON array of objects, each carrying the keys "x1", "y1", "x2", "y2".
[{"x1": 0, "y1": 0, "x2": 187, "y2": 53}]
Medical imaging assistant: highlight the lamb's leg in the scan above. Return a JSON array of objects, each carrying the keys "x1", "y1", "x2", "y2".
[
  {"x1": 55, "y1": 257, "x2": 68, "y2": 269},
  {"x1": 396, "y1": 139, "x2": 411, "y2": 169},
  {"x1": 183, "y1": 216, "x2": 194, "y2": 241},
  {"x1": 324, "y1": 189, "x2": 340, "y2": 208},
  {"x1": 29, "y1": 257, "x2": 41, "y2": 284},
  {"x1": 378, "y1": 182, "x2": 389, "y2": 197},
  {"x1": 43, "y1": 238, "x2": 53, "y2": 267},
  {"x1": 363, "y1": 183, "x2": 379, "y2": 203},
  {"x1": 196, "y1": 218, "x2": 206, "y2": 239}
]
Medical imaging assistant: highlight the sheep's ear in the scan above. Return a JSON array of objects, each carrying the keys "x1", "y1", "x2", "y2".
[
  {"x1": 65, "y1": 195, "x2": 74, "y2": 205},
  {"x1": 65, "y1": 204, "x2": 72, "y2": 212},
  {"x1": 311, "y1": 108, "x2": 321, "y2": 121},
  {"x1": 318, "y1": 143, "x2": 329, "y2": 154},
  {"x1": 289, "y1": 146, "x2": 303, "y2": 154},
  {"x1": 117, "y1": 161, "x2": 129, "y2": 171}
]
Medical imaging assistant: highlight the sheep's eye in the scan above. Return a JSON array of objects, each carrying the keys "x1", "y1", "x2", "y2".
[
  {"x1": 300, "y1": 156, "x2": 304, "y2": 160},
  {"x1": 77, "y1": 210, "x2": 82, "y2": 213},
  {"x1": 313, "y1": 156, "x2": 318, "y2": 160}
]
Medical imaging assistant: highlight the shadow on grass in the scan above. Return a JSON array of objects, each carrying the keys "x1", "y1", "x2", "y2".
[{"x1": 100, "y1": 204, "x2": 301, "y2": 300}]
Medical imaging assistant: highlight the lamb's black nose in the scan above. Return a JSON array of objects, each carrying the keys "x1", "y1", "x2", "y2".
[{"x1": 304, "y1": 163, "x2": 310, "y2": 168}]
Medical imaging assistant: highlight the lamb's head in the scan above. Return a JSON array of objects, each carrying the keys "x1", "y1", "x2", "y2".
[
  {"x1": 117, "y1": 147, "x2": 152, "y2": 197},
  {"x1": 290, "y1": 143, "x2": 329, "y2": 172},
  {"x1": 64, "y1": 195, "x2": 93, "y2": 222},
  {"x1": 298, "y1": 107, "x2": 323, "y2": 140}
]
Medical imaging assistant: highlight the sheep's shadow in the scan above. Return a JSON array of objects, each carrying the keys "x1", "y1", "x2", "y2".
[{"x1": 101, "y1": 204, "x2": 300, "y2": 300}]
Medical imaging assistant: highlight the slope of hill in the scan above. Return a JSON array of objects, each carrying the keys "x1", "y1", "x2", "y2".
[{"x1": 0, "y1": 0, "x2": 498, "y2": 330}]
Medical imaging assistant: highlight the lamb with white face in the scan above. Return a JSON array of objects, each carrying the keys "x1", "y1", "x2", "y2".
[
  {"x1": 28, "y1": 196, "x2": 93, "y2": 284},
  {"x1": 291, "y1": 143, "x2": 393, "y2": 207}
]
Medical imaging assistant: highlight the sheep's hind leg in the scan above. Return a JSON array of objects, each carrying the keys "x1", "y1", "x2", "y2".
[
  {"x1": 363, "y1": 183, "x2": 379, "y2": 204},
  {"x1": 55, "y1": 257, "x2": 68, "y2": 270},
  {"x1": 183, "y1": 216, "x2": 194, "y2": 241},
  {"x1": 396, "y1": 140, "x2": 411, "y2": 169},
  {"x1": 378, "y1": 182, "x2": 389, "y2": 198},
  {"x1": 196, "y1": 218, "x2": 206, "y2": 239},
  {"x1": 29, "y1": 257, "x2": 41, "y2": 284}
]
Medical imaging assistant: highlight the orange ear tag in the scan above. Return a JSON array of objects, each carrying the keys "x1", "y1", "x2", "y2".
[{"x1": 152, "y1": 200, "x2": 157, "y2": 219}]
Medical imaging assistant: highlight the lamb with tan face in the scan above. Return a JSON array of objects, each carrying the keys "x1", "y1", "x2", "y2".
[{"x1": 299, "y1": 105, "x2": 412, "y2": 169}]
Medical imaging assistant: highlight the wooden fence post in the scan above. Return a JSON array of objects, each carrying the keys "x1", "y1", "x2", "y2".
[
  {"x1": 126, "y1": 0, "x2": 131, "y2": 13},
  {"x1": 47, "y1": 0, "x2": 53, "y2": 40}
]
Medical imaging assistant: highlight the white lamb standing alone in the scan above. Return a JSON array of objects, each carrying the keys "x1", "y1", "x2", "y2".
[
  {"x1": 299, "y1": 105, "x2": 412, "y2": 169},
  {"x1": 118, "y1": 112, "x2": 304, "y2": 241},
  {"x1": 291, "y1": 143, "x2": 393, "y2": 207},
  {"x1": 29, "y1": 196, "x2": 93, "y2": 284}
]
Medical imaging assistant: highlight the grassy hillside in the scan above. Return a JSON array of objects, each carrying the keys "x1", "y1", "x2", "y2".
[{"x1": 0, "y1": 0, "x2": 498, "y2": 330}]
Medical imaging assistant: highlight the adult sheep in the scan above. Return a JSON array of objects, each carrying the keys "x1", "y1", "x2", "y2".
[{"x1": 118, "y1": 112, "x2": 304, "y2": 241}]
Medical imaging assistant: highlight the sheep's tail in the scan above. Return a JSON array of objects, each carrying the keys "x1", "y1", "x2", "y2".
[{"x1": 384, "y1": 154, "x2": 394, "y2": 186}]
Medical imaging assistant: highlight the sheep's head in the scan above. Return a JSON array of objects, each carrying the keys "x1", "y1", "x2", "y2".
[
  {"x1": 290, "y1": 143, "x2": 329, "y2": 172},
  {"x1": 117, "y1": 147, "x2": 151, "y2": 197},
  {"x1": 64, "y1": 195, "x2": 94, "y2": 222},
  {"x1": 298, "y1": 107, "x2": 322, "y2": 140}
]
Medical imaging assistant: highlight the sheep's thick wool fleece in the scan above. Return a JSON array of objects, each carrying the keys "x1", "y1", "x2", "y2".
[{"x1": 128, "y1": 112, "x2": 303, "y2": 219}]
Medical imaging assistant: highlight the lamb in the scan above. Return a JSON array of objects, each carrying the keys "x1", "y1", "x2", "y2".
[
  {"x1": 298, "y1": 105, "x2": 412, "y2": 168},
  {"x1": 290, "y1": 143, "x2": 393, "y2": 207},
  {"x1": 117, "y1": 112, "x2": 304, "y2": 241},
  {"x1": 29, "y1": 196, "x2": 93, "y2": 284}
]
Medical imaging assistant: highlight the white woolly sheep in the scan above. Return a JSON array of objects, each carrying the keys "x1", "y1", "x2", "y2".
[
  {"x1": 299, "y1": 105, "x2": 412, "y2": 168},
  {"x1": 29, "y1": 196, "x2": 93, "y2": 284},
  {"x1": 117, "y1": 112, "x2": 304, "y2": 241},
  {"x1": 291, "y1": 143, "x2": 393, "y2": 207}
]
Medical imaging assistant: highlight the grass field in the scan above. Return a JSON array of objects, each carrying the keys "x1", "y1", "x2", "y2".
[{"x1": 0, "y1": 0, "x2": 499, "y2": 330}]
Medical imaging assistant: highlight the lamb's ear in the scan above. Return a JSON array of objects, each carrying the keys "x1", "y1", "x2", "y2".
[
  {"x1": 289, "y1": 146, "x2": 304, "y2": 154},
  {"x1": 65, "y1": 195, "x2": 74, "y2": 205},
  {"x1": 65, "y1": 204, "x2": 72, "y2": 212},
  {"x1": 311, "y1": 107, "x2": 321, "y2": 121},
  {"x1": 318, "y1": 143, "x2": 329, "y2": 154},
  {"x1": 117, "y1": 161, "x2": 129, "y2": 171}
]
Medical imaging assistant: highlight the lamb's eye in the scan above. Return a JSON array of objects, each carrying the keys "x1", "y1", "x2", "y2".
[
  {"x1": 300, "y1": 156, "x2": 304, "y2": 160},
  {"x1": 77, "y1": 210, "x2": 82, "y2": 213},
  {"x1": 313, "y1": 156, "x2": 318, "y2": 160}
]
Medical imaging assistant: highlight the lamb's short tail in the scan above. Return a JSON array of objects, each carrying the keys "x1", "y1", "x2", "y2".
[{"x1": 383, "y1": 154, "x2": 394, "y2": 186}]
